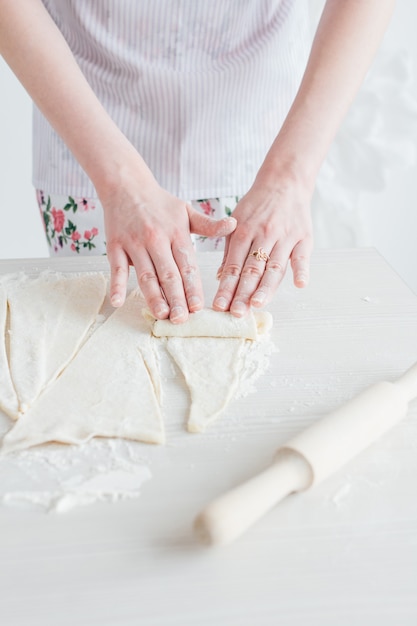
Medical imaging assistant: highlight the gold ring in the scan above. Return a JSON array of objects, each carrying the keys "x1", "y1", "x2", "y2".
[{"x1": 249, "y1": 247, "x2": 270, "y2": 262}]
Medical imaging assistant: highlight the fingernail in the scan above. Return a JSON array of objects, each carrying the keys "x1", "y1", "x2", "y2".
[
  {"x1": 170, "y1": 306, "x2": 185, "y2": 322},
  {"x1": 155, "y1": 303, "x2": 169, "y2": 318},
  {"x1": 296, "y1": 274, "x2": 308, "y2": 285},
  {"x1": 111, "y1": 294, "x2": 123, "y2": 307},
  {"x1": 252, "y1": 290, "x2": 266, "y2": 305},
  {"x1": 188, "y1": 296, "x2": 201, "y2": 310},
  {"x1": 231, "y1": 301, "x2": 246, "y2": 317},
  {"x1": 214, "y1": 296, "x2": 227, "y2": 310}
]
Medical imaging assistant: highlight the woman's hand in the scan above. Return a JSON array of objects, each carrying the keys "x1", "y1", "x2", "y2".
[
  {"x1": 100, "y1": 173, "x2": 236, "y2": 323},
  {"x1": 213, "y1": 170, "x2": 313, "y2": 318},
  {"x1": 211, "y1": 0, "x2": 396, "y2": 319}
]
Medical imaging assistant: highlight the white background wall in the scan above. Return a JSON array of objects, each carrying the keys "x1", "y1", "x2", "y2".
[
  {"x1": 0, "y1": 0, "x2": 416, "y2": 293},
  {"x1": 358, "y1": 0, "x2": 417, "y2": 295}
]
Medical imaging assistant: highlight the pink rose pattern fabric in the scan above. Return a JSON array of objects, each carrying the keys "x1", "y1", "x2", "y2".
[{"x1": 36, "y1": 191, "x2": 239, "y2": 256}]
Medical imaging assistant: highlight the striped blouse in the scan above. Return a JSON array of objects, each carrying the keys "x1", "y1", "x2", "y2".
[{"x1": 33, "y1": 0, "x2": 311, "y2": 200}]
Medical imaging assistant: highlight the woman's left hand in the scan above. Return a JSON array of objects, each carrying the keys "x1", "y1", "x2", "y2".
[{"x1": 212, "y1": 171, "x2": 314, "y2": 317}]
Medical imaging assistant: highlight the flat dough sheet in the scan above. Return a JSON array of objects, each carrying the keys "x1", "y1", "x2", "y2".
[
  {"x1": 2, "y1": 290, "x2": 164, "y2": 454},
  {"x1": 0, "y1": 280, "x2": 19, "y2": 418},
  {"x1": 4, "y1": 272, "x2": 107, "y2": 418},
  {"x1": 166, "y1": 336, "x2": 246, "y2": 432},
  {"x1": 1, "y1": 286, "x2": 272, "y2": 453}
]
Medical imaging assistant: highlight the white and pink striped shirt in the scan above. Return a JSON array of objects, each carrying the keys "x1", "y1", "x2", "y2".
[{"x1": 33, "y1": 0, "x2": 311, "y2": 200}]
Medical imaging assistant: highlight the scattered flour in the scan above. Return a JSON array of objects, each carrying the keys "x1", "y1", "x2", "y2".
[
  {"x1": 0, "y1": 438, "x2": 151, "y2": 513},
  {"x1": 331, "y1": 482, "x2": 352, "y2": 506},
  {"x1": 235, "y1": 336, "x2": 278, "y2": 399}
]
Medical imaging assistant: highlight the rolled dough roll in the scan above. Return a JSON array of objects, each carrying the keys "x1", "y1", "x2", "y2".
[{"x1": 145, "y1": 308, "x2": 273, "y2": 340}]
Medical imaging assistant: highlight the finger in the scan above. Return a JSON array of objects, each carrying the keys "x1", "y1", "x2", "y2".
[
  {"x1": 187, "y1": 205, "x2": 237, "y2": 238},
  {"x1": 216, "y1": 235, "x2": 231, "y2": 280},
  {"x1": 146, "y1": 244, "x2": 189, "y2": 324},
  {"x1": 229, "y1": 244, "x2": 273, "y2": 317},
  {"x1": 132, "y1": 249, "x2": 170, "y2": 320},
  {"x1": 212, "y1": 233, "x2": 253, "y2": 313},
  {"x1": 250, "y1": 240, "x2": 298, "y2": 308},
  {"x1": 107, "y1": 242, "x2": 130, "y2": 308},
  {"x1": 172, "y1": 243, "x2": 204, "y2": 313},
  {"x1": 291, "y1": 238, "x2": 313, "y2": 288},
  {"x1": 250, "y1": 254, "x2": 288, "y2": 308}
]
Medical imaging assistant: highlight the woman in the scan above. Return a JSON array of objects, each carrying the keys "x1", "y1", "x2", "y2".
[{"x1": 0, "y1": 0, "x2": 395, "y2": 323}]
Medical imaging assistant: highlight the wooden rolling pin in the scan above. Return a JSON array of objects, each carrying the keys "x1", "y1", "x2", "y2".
[{"x1": 194, "y1": 362, "x2": 417, "y2": 547}]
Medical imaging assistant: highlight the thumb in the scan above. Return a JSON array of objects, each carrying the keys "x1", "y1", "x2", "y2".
[{"x1": 187, "y1": 205, "x2": 237, "y2": 239}]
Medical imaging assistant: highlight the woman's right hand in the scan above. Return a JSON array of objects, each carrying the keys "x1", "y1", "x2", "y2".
[{"x1": 99, "y1": 170, "x2": 236, "y2": 323}]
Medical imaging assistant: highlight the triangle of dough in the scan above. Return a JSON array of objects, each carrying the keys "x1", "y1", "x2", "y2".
[
  {"x1": 166, "y1": 336, "x2": 246, "y2": 433},
  {"x1": 152, "y1": 308, "x2": 273, "y2": 434},
  {"x1": 6, "y1": 272, "x2": 107, "y2": 416},
  {"x1": 0, "y1": 281, "x2": 19, "y2": 418},
  {"x1": 1, "y1": 290, "x2": 165, "y2": 454}
]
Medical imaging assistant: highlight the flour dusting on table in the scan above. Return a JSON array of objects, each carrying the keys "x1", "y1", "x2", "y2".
[
  {"x1": 235, "y1": 336, "x2": 278, "y2": 398},
  {"x1": 0, "y1": 438, "x2": 151, "y2": 513}
]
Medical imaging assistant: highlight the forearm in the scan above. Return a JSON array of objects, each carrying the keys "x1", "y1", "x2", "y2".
[
  {"x1": 259, "y1": 0, "x2": 396, "y2": 190},
  {"x1": 0, "y1": 0, "x2": 153, "y2": 194}
]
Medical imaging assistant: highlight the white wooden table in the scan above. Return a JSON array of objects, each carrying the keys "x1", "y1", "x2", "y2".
[{"x1": 0, "y1": 248, "x2": 416, "y2": 626}]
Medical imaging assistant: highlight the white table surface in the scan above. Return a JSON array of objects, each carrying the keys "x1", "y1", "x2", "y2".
[{"x1": 0, "y1": 248, "x2": 416, "y2": 626}]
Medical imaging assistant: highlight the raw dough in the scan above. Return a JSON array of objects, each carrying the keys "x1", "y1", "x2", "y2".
[
  {"x1": 6, "y1": 272, "x2": 107, "y2": 417},
  {"x1": 148, "y1": 308, "x2": 274, "y2": 433},
  {"x1": 1, "y1": 290, "x2": 165, "y2": 454},
  {"x1": 147, "y1": 308, "x2": 273, "y2": 340},
  {"x1": 0, "y1": 281, "x2": 19, "y2": 418},
  {"x1": 166, "y1": 336, "x2": 246, "y2": 433}
]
